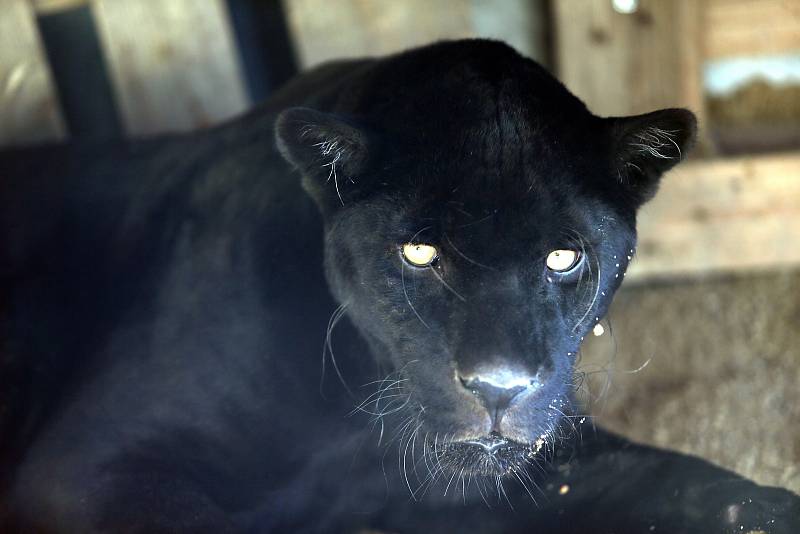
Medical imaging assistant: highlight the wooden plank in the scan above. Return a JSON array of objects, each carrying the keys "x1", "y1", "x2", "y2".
[
  {"x1": 0, "y1": 0, "x2": 66, "y2": 147},
  {"x1": 31, "y1": 0, "x2": 88, "y2": 15},
  {"x1": 282, "y1": 0, "x2": 548, "y2": 69},
  {"x1": 553, "y1": 0, "x2": 706, "y2": 116},
  {"x1": 283, "y1": 0, "x2": 472, "y2": 68},
  {"x1": 629, "y1": 151, "x2": 800, "y2": 279},
  {"x1": 467, "y1": 0, "x2": 549, "y2": 67},
  {"x1": 91, "y1": 0, "x2": 248, "y2": 136},
  {"x1": 552, "y1": 0, "x2": 712, "y2": 151},
  {"x1": 675, "y1": 0, "x2": 709, "y2": 150},
  {"x1": 705, "y1": 0, "x2": 800, "y2": 60},
  {"x1": 553, "y1": 0, "x2": 630, "y2": 116}
]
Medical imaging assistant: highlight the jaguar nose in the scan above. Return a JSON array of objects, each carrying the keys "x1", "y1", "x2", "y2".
[{"x1": 458, "y1": 367, "x2": 537, "y2": 429}]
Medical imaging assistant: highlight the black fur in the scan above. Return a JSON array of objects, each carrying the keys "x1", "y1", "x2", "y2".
[{"x1": 1, "y1": 40, "x2": 798, "y2": 533}]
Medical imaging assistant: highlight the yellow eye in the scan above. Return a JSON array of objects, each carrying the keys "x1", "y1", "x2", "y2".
[
  {"x1": 546, "y1": 249, "x2": 581, "y2": 272},
  {"x1": 402, "y1": 243, "x2": 438, "y2": 267}
]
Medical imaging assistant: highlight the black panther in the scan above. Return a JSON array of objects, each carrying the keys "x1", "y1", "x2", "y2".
[{"x1": 1, "y1": 39, "x2": 798, "y2": 533}]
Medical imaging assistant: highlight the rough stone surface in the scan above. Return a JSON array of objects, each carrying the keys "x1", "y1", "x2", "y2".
[{"x1": 580, "y1": 268, "x2": 800, "y2": 494}]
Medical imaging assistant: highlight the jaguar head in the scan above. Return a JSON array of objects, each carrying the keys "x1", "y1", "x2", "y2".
[{"x1": 276, "y1": 40, "x2": 695, "y2": 479}]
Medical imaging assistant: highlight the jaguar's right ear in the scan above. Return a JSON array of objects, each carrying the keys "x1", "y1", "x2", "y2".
[
  {"x1": 275, "y1": 107, "x2": 370, "y2": 210},
  {"x1": 607, "y1": 108, "x2": 697, "y2": 208}
]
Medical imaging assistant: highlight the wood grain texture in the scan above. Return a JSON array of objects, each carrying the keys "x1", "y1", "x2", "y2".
[
  {"x1": 282, "y1": 0, "x2": 548, "y2": 68},
  {"x1": 553, "y1": 0, "x2": 721, "y2": 153},
  {"x1": 629, "y1": 151, "x2": 800, "y2": 279},
  {"x1": 0, "y1": 0, "x2": 66, "y2": 147},
  {"x1": 32, "y1": 0, "x2": 88, "y2": 14},
  {"x1": 706, "y1": 0, "x2": 800, "y2": 60},
  {"x1": 553, "y1": 0, "x2": 706, "y2": 118},
  {"x1": 91, "y1": 0, "x2": 248, "y2": 136}
]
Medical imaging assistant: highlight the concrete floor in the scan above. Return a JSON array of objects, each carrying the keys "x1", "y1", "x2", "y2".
[{"x1": 580, "y1": 268, "x2": 800, "y2": 494}]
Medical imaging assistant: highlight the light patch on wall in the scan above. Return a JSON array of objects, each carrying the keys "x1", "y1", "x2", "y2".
[{"x1": 611, "y1": 0, "x2": 638, "y2": 15}]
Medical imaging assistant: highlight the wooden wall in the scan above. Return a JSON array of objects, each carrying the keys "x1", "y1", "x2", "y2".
[
  {"x1": 0, "y1": 0, "x2": 798, "y2": 281},
  {"x1": 92, "y1": 0, "x2": 247, "y2": 136},
  {"x1": 552, "y1": 0, "x2": 800, "y2": 280},
  {"x1": 0, "y1": 0, "x2": 248, "y2": 142},
  {"x1": 705, "y1": 0, "x2": 800, "y2": 59},
  {"x1": 553, "y1": 0, "x2": 705, "y2": 121},
  {"x1": 633, "y1": 152, "x2": 800, "y2": 278}
]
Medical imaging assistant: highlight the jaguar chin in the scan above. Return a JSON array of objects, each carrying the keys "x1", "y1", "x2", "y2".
[{"x1": 433, "y1": 434, "x2": 548, "y2": 478}]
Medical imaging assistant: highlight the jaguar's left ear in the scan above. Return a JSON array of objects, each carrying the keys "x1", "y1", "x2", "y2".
[
  {"x1": 275, "y1": 107, "x2": 370, "y2": 211},
  {"x1": 608, "y1": 108, "x2": 697, "y2": 207}
]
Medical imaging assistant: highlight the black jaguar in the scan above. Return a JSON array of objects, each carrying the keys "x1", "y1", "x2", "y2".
[{"x1": 1, "y1": 39, "x2": 797, "y2": 533}]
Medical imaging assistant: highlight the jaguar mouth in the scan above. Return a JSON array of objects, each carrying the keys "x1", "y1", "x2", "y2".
[
  {"x1": 465, "y1": 435, "x2": 512, "y2": 454},
  {"x1": 432, "y1": 433, "x2": 547, "y2": 477}
]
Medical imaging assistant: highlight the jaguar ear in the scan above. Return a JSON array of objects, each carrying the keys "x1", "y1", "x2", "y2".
[
  {"x1": 608, "y1": 108, "x2": 697, "y2": 207},
  {"x1": 275, "y1": 107, "x2": 370, "y2": 210}
]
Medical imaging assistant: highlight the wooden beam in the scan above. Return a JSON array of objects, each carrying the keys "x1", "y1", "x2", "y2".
[
  {"x1": 705, "y1": 0, "x2": 800, "y2": 60},
  {"x1": 629, "y1": 151, "x2": 800, "y2": 280},
  {"x1": 282, "y1": 0, "x2": 548, "y2": 69},
  {"x1": 675, "y1": 0, "x2": 712, "y2": 154},
  {"x1": 283, "y1": 0, "x2": 471, "y2": 68},
  {"x1": 552, "y1": 0, "x2": 713, "y2": 151},
  {"x1": 553, "y1": 0, "x2": 708, "y2": 115},
  {"x1": 91, "y1": 0, "x2": 248, "y2": 136},
  {"x1": 31, "y1": 0, "x2": 88, "y2": 15},
  {"x1": 0, "y1": 0, "x2": 66, "y2": 147}
]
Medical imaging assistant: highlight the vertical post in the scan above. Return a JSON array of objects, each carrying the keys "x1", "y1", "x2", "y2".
[
  {"x1": 0, "y1": 0, "x2": 66, "y2": 147},
  {"x1": 91, "y1": 0, "x2": 249, "y2": 136}
]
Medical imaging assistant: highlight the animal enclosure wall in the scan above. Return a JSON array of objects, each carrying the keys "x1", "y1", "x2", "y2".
[{"x1": 0, "y1": 0, "x2": 798, "y2": 493}]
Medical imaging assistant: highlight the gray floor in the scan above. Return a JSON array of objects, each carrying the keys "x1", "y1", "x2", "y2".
[{"x1": 580, "y1": 268, "x2": 800, "y2": 494}]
